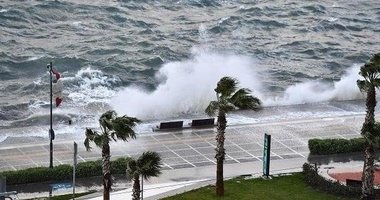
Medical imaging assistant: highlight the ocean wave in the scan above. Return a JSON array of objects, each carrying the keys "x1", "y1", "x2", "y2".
[
  {"x1": 10, "y1": 113, "x2": 72, "y2": 127},
  {"x1": 0, "y1": 0, "x2": 379, "y2": 130},
  {"x1": 302, "y1": 5, "x2": 326, "y2": 14}
]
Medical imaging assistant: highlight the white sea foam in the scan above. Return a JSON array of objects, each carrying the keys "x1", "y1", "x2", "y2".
[
  {"x1": 265, "y1": 65, "x2": 364, "y2": 106},
  {"x1": 72, "y1": 21, "x2": 82, "y2": 26},
  {"x1": 27, "y1": 55, "x2": 43, "y2": 61},
  {"x1": 66, "y1": 67, "x2": 120, "y2": 106},
  {"x1": 111, "y1": 49, "x2": 263, "y2": 119},
  {"x1": 111, "y1": 50, "x2": 364, "y2": 119},
  {"x1": 0, "y1": 9, "x2": 7, "y2": 13}
]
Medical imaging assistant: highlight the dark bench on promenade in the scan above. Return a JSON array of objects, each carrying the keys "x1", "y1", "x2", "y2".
[
  {"x1": 157, "y1": 121, "x2": 184, "y2": 130},
  {"x1": 0, "y1": 191, "x2": 18, "y2": 200},
  {"x1": 190, "y1": 118, "x2": 215, "y2": 127},
  {"x1": 346, "y1": 179, "x2": 362, "y2": 187}
]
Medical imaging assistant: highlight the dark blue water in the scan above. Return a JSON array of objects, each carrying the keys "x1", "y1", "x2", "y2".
[{"x1": 0, "y1": 0, "x2": 380, "y2": 137}]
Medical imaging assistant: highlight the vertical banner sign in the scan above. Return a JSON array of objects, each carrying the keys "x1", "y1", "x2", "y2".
[
  {"x1": 73, "y1": 142, "x2": 77, "y2": 199},
  {"x1": 263, "y1": 134, "x2": 271, "y2": 178},
  {"x1": 141, "y1": 174, "x2": 144, "y2": 200}
]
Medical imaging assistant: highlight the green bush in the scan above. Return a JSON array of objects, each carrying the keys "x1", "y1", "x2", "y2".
[
  {"x1": 308, "y1": 138, "x2": 366, "y2": 155},
  {"x1": 1, "y1": 165, "x2": 72, "y2": 185},
  {"x1": 111, "y1": 157, "x2": 132, "y2": 174},
  {"x1": 302, "y1": 162, "x2": 361, "y2": 197},
  {"x1": 76, "y1": 160, "x2": 102, "y2": 178},
  {"x1": 0, "y1": 157, "x2": 131, "y2": 185}
]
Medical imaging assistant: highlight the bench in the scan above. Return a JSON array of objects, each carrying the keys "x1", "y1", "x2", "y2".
[
  {"x1": 0, "y1": 191, "x2": 18, "y2": 200},
  {"x1": 346, "y1": 179, "x2": 362, "y2": 187},
  {"x1": 158, "y1": 121, "x2": 184, "y2": 130},
  {"x1": 190, "y1": 118, "x2": 215, "y2": 127}
]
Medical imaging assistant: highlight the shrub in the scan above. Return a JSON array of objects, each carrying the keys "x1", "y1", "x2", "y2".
[
  {"x1": 76, "y1": 160, "x2": 102, "y2": 178},
  {"x1": 308, "y1": 138, "x2": 366, "y2": 155},
  {"x1": 1, "y1": 165, "x2": 72, "y2": 185},
  {"x1": 111, "y1": 157, "x2": 132, "y2": 175},
  {"x1": 302, "y1": 163, "x2": 361, "y2": 197},
  {"x1": 0, "y1": 157, "x2": 131, "y2": 185}
]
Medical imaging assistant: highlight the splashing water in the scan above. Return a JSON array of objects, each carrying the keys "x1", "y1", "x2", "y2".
[
  {"x1": 111, "y1": 49, "x2": 263, "y2": 119},
  {"x1": 65, "y1": 67, "x2": 121, "y2": 106},
  {"x1": 265, "y1": 65, "x2": 364, "y2": 106},
  {"x1": 111, "y1": 50, "x2": 365, "y2": 119}
]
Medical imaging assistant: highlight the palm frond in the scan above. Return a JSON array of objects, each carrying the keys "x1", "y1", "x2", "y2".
[
  {"x1": 99, "y1": 110, "x2": 116, "y2": 132},
  {"x1": 230, "y1": 88, "x2": 261, "y2": 110},
  {"x1": 100, "y1": 110, "x2": 116, "y2": 120},
  {"x1": 137, "y1": 151, "x2": 162, "y2": 180},
  {"x1": 205, "y1": 101, "x2": 219, "y2": 116},
  {"x1": 84, "y1": 128, "x2": 105, "y2": 150},
  {"x1": 219, "y1": 102, "x2": 235, "y2": 113},
  {"x1": 215, "y1": 77, "x2": 238, "y2": 98},
  {"x1": 84, "y1": 138, "x2": 91, "y2": 151},
  {"x1": 358, "y1": 54, "x2": 380, "y2": 91},
  {"x1": 85, "y1": 128, "x2": 96, "y2": 138},
  {"x1": 111, "y1": 116, "x2": 140, "y2": 141},
  {"x1": 357, "y1": 80, "x2": 369, "y2": 92},
  {"x1": 373, "y1": 79, "x2": 380, "y2": 89},
  {"x1": 369, "y1": 53, "x2": 380, "y2": 65},
  {"x1": 93, "y1": 134, "x2": 106, "y2": 148}
]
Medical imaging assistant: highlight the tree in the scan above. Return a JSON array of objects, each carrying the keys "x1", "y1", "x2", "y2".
[
  {"x1": 84, "y1": 110, "x2": 140, "y2": 200},
  {"x1": 357, "y1": 53, "x2": 380, "y2": 200},
  {"x1": 127, "y1": 151, "x2": 162, "y2": 200},
  {"x1": 205, "y1": 77, "x2": 261, "y2": 196}
]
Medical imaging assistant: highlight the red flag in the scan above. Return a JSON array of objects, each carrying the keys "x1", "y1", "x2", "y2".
[
  {"x1": 52, "y1": 69, "x2": 63, "y2": 107},
  {"x1": 56, "y1": 97, "x2": 63, "y2": 107},
  {"x1": 52, "y1": 69, "x2": 61, "y2": 80}
]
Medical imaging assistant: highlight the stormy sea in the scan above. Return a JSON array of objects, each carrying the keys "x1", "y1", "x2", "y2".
[{"x1": 1, "y1": 0, "x2": 380, "y2": 140}]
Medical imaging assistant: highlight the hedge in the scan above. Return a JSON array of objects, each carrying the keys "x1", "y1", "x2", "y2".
[
  {"x1": 302, "y1": 162, "x2": 362, "y2": 197},
  {"x1": 0, "y1": 157, "x2": 131, "y2": 185},
  {"x1": 308, "y1": 138, "x2": 366, "y2": 155}
]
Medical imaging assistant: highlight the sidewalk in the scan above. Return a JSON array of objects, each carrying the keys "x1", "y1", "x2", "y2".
[{"x1": 79, "y1": 157, "x2": 306, "y2": 199}]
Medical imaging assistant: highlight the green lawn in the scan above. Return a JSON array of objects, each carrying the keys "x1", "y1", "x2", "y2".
[{"x1": 162, "y1": 173, "x2": 355, "y2": 200}]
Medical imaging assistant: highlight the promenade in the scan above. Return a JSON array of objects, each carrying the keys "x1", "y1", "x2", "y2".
[
  {"x1": 0, "y1": 100, "x2": 371, "y2": 199},
  {"x1": 0, "y1": 112, "x2": 363, "y2": 172}
]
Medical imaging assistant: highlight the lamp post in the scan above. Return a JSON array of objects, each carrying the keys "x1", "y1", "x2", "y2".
[{"x1": 47, "y1": 62, "x2": 54, "y2": 168}]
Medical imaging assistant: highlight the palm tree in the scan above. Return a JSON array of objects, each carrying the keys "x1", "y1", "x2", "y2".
[
  {"x1": 357, "y1": 53, "x2": 380, "y2": 200},
  {"x1": 127, "y1": 151, "x2": 162, "y2": 200},
  {"x1": 205, "y1": 76, "x2": 261, "y2": 196},
  {"x1": 84, "y1": 110, "x2": 140, "y2": 200}
]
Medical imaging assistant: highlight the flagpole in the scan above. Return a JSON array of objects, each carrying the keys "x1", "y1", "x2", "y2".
[{"x1": 48, "y1": 62, "x2": 53, "y2": 169}]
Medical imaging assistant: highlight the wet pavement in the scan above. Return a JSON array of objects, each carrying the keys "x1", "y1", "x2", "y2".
[
  {"x1": 0, "y1": 100, "x2": 377, "y2": 199},
  {"x1": 0, "y1": 114, "x2": 364, "y2": 172}
]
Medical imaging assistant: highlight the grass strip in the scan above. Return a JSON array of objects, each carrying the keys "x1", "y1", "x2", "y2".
[{"x1": 162, "y1": 173, "x2": 355, "y2": 200}]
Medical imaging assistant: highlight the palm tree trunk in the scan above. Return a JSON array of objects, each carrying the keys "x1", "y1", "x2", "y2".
[
  {"x1": 362, "y1": 143, "x2": 375, "y2": 200},
  {"x1": 132, "y1": 174, "x2": 141, "y2": 200},
  {"x1": 216, "y1": 110, "x2": 226, "y2": 197},
  {"x1": 102, "y1": 143, "x2": 111, "y2": 200},
  {"x1": 361, "y1": 87, "x2": 376, "y2": 200}
]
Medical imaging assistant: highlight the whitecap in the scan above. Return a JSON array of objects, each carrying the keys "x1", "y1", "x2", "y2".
[
  {"x1": 328, "y1": 17, "x2": 338, "y2": 22},
  {"x1": 27, "y1": 55, "x2": 43, "y2": 61},
  {"x1": 72, "y1": 21, "x2": 82, "y2": 26}
]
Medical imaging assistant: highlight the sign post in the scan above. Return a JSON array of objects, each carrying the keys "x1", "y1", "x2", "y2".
[
  {"x1": 263, "y1": 133, "x2": 271, "y2": 178},
  {"x1": 73, "y1": 142, "x2": 77, "y2": 199},
  {"x1": 141, "y1": 174, "x2": 144, "y2": 200}
]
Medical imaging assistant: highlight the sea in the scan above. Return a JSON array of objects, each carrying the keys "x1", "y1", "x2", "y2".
[{"x1": 1, "y1": 0, "x2": 380, "y2": 141}]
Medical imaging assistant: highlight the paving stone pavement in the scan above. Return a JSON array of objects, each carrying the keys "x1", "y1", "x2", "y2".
[{"x1": 0, "y1": 114, "x2": 364, "y2": 172}]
